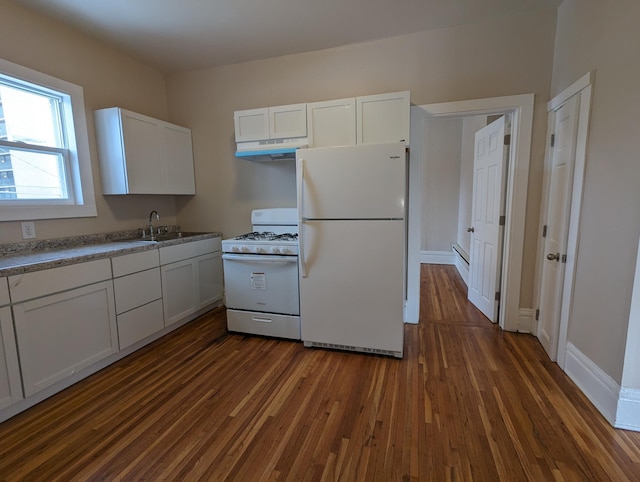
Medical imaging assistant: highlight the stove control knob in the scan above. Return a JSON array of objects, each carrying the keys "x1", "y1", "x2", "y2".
[
  {"x1": 256, "y1": 247, "x2": 265, "y2": 253},
  {"x1": 281, "y1": 247, "x2": 290, "y2": 254},
  {"x1": 241, "y1": 246, "x2": 250, "y2": 253},
  {"x1": 232, "y1": 246, "x2": 240, "y2": 253},
  {"x1": 271, "y1": 247, "x2": 281, "y2": 254}
]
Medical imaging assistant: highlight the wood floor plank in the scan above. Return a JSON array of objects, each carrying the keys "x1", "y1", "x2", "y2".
[{"x1": 2, "y1": 269, "x2": 640, "y2": 481}]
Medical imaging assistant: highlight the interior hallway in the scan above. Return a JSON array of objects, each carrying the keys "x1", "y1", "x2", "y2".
[{"x1": 0, "y1": 265, "x2": 639, "y2": 480}]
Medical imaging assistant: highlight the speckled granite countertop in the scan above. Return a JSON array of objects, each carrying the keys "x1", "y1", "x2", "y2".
[{"x1": 0, "y1": 229, "x2": 223, "y2": 277}]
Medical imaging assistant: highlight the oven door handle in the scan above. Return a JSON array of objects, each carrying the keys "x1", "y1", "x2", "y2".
[
  {"x1": 222, "y1": 254, "x2": 298, "y2": 264},
  {"x1": 297, "y1": 156, "x2": 307, "y2": 278}
]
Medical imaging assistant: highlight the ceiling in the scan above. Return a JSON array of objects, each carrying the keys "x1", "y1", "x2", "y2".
[{"x1": 12, "y1": 0, "x2": 561, "y2": 74}]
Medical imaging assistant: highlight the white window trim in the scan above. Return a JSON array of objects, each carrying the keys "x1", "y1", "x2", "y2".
[{"x1": 0, "y1": 57, "x2": 96, "y2": 221}]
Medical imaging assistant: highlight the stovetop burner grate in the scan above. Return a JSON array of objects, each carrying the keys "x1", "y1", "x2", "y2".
[{"x1": 235, "y1": 231, "x2": 298, "y2": 242}]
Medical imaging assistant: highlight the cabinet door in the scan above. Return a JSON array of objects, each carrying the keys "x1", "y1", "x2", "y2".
[
  {"x1": 121, "y1": 111, "x2": 164, "y2": 193},
  {"x1": 307, "y1": 98, "x2": 356, "y2": 148},
  {"x1": 196, "y1": 252, "x2": 223, "y2": 309},
  {"x1": 356, "y1": 91, "x2": 410, "y2": 146},
  {"x1": 234, "y1": 108, "x2": 270, "y2": 142},
  {"x1": 269, "y1": 104, "x2": 307, "y2": 139},
  {"x1": 161, "y1": 123, "x2": 196, "y2": 195},
  {"x1": 161, "y1": 259, "x2": 197, "y2": 326},
  {"x1": 0, "y1": 306, "x2": 23, "y2": 410},
  {"x1": 13, "y1": 281, "x2": 118, "y2": 397}
]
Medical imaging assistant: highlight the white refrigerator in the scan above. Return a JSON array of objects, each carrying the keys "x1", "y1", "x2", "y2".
[{"x1": 296, "y1": 143, "x2": 406, "y2": 358}]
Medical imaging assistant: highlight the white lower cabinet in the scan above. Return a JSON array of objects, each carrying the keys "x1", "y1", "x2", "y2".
[
  {"x1": 13, "y1": 280, "x2": 118, "y2": 397},
  {"x1": 0, "y1": 277, "x2": 22, "y2": 411},
  {"x1": 112, "y1": 249, "x2": 164, "y2": 350},
  {"x1": 0, "y1": 281, "x2": 23, "y2": 410},
  {"x1": 160, "y1": 238, "x2": 223, "y2": 326}
]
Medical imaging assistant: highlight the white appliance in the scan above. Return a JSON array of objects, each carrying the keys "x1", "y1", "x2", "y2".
[
  {"x1": 221, "y1": 208, "x2": 300, "y2": 340},
  {"x1": 296, "y1": 143, "x2": 406, "y2": 358}
]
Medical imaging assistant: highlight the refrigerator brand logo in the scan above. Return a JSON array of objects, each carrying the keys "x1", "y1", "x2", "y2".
[{"x1": 389, "y1": 156, "x2": 400, "y2": 159}]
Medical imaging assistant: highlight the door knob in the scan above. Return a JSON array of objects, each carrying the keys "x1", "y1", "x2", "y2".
[
  {"x1": 467, "y1": 227, "x2": 475, "y2": 233},
  {"x1": 546, "y1": 253, "x2": 560, "y2": 261}
]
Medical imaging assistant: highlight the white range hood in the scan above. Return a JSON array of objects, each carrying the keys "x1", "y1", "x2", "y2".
[{"x1": 235, "y1": 138, "x2": 308, "y2": 161}]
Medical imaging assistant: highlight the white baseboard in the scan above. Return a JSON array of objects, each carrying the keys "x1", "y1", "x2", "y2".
[
  {"x1": 453, "y1": 254, "x2": 469, "y2": 286},
  {"x1": 616, "y1": 388, "x2": 640, "y2": 431},
  {"x1": 517, "y1": 308, "x2": 535, "y2": 333},
  {"x1": 564, "y1": 342, "x2": 620, "y2": 427},
  {"x1": 420, "y1": 250, "x2": 455, "y2": 265}
]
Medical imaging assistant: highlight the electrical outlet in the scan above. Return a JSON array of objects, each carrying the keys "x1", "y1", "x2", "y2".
[{"x1": 21, "y1": 221, "x2": 36, "y2": 239}]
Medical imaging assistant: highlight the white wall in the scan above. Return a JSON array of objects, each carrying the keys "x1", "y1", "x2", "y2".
[
  {"x1": 551, "y1": 0, "x2": 640, "y2": 386},
  {"x1": 0, "y1": 0, "x2": 178, "y2": 244},
  {"x1": 422, "y1": 118, "x2": 462, "y2": 252},
  {"x1": 166, "y1": 8, "x2": 557, "y2": 310}
]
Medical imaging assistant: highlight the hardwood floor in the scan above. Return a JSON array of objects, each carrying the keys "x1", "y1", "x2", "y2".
[{"x1": 1, "y1": 264, "x2": 640, "y2": 481}]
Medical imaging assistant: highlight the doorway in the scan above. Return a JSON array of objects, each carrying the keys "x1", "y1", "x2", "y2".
[{"x1": 406, "y1": 94, "x2": 534, "y2": 332}]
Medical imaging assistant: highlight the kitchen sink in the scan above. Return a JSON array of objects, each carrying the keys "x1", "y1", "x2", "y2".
[{"x1": 139, "y1": 231, "x2": 207, "y2": 242}]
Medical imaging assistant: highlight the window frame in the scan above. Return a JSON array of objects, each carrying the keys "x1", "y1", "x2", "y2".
[{"x1": 0, "y1": 57, "x2": 96, "y2": 221}]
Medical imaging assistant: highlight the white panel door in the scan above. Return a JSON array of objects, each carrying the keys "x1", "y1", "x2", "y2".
[
  {"x1": 468, "y1": 116, "x2": 508, "y2": 322},
  {"x1": 299, "y1": 220, "x2": 404, "y2": 354},
  {"x1": 297, "y1": 143, "x2": 406, "y2": 220},
  {"x1": 537, "y1": 95, "x2": 580, "y2": 360}
]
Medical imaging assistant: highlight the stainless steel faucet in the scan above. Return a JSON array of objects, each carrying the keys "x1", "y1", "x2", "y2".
[{"x1": 148, "y1": 210, "x2": 159, "y2": 239}]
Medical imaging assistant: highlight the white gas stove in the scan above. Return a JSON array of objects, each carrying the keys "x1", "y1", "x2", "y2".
[
  {"x1": 221, "y1": 208, "x2": 300, "y2": 340},
  {"x1": 221, "y1": 209, "x2": 299, "y2": 255}
]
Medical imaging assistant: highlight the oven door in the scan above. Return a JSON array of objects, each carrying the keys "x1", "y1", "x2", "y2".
[{"x1": 222, "y1": 253, "x2": 299, "y2": 315}]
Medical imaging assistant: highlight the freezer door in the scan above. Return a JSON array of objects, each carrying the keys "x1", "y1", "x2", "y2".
[
  {"x1": 297, "y1": 143, "x2": 406, "y2": 220},
  {"x1": 299, "y1": 219, "x2": 404, "y2": 354}
]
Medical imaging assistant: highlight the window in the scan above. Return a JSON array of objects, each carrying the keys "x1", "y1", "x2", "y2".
[{"x1": 0, "y1": 57, "x2": 96, "y2": 221}]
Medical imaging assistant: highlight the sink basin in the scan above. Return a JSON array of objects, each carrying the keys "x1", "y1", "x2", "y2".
[{"x1": 140, "y1": 232, "x2": 207, "y2": 242}]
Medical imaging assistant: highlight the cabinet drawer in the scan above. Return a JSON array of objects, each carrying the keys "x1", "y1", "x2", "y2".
[
  {"x1": 112, "y1": 249, "x2": 160, "y2": 277},
  {"x1": 159, "y1": 238, "x2": 221, "y2": 265},
  {"x1": 117, "y1": 299, "x2": 164, "y2": 350},
  {"x1": 113, "y1": 267, "x2": 162, "y2": 315},
  {"x1": 9, "y1": 259, "x2": 112, "y2": 303},
  {"x1": 0, "y1": 278, "x2": 9, "y2": 307}
]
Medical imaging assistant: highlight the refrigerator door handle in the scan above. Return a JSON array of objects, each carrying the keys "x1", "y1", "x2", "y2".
[{"x1": 297, "y1": 157, "x2": 307, "y2": 278}]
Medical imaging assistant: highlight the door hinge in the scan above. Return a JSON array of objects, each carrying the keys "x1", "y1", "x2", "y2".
[
  {"x1": 504, "y1": 134, "x2": 511, "y2": 146},
  {"x1": 550, "y1": 134, "x2": 555, "y2": 147},
  {"x1": 535, "y1": 309, "x2": 540, "y2": 321},
  {"x1": 495, "y1": 291, "x2": 501, "y2": 302},
  {"x1": 499, "y1": 215, "x2": 506, "y2": 226},
  {"x1": 542, "y1": 225, "x2": 547, "y2": 237},
  {"x1": 561, "y1": 254, "x2": 567, "y2": 263}
]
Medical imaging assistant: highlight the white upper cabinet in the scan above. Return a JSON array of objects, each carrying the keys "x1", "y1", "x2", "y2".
[
  {"x1": 306, "y1": 92, "x2": 410, "y2": 148},
  {"x1": 234, "y1": 103, "x2": 307, "y2": 143},
  {"x1": 356, "y1": 91, "x2": 410, "y2": 146},
  {"x1": 307, "y1": 98, "x2": 357, "y2": 148},
  {"x1": 95, "y1": 108, "x2": 196, "y2": 195},
  {"x1": 269, "y1": 104, "x2": 307, "y2": 139},
  {"x1": 234, "y1": 108, "x2": 270, "y2": 142}
]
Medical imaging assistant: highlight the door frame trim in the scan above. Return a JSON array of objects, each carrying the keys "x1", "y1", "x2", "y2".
[
  {"x1": 407, "y1": 93, "x2": 534, "y2": 331},
  {"x1": 535, "y1": 72, "x2": 594, "y2": 367}
]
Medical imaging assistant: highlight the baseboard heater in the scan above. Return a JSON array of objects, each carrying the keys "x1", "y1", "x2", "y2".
[{"x1": 452, "y1": 243, "x2": 469, "y2": 265}]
